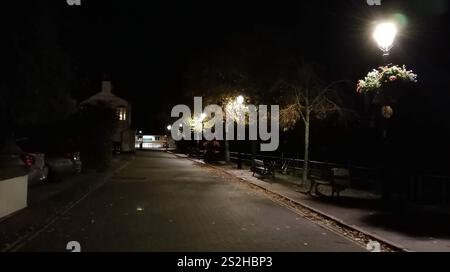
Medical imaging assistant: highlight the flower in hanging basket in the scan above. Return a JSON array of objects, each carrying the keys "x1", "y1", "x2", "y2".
[{"x1": 356, "y1": 65, "x2": 417, "y2": 93}]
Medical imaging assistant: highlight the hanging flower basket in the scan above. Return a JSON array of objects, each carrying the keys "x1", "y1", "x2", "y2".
[
  {"x1": 357, "y1": 64, "x2": 418, "y2": 119},
  {"x1": 356, "y1": 65, "x2": 417, "y2": 95}
]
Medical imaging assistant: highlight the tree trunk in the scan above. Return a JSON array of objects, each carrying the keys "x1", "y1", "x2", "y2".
[
  {"x1": 223, "y1": 117, "x2": 231, "y2": 163},
  {"x1": 237, "y1": 150, "x2": 242, "y2": 169},
  {"x1": 224, "y1": 121, "x2": 230, "y2": 163},
  {"x1": 224, "y1": 139, "x2": 230, "y2": 163},
  {"x1": 251, "y1": 140, "x2": 257, "y2": 158},
  {"x1": 302, "y1": 112, "x2": 310, "y2": 186}
]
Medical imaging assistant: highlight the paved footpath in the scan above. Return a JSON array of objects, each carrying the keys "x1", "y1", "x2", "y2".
[
  {"x1": 12, "y1": 151, "x2": 364, "y2": 252},
  {"x1": 209, "y1": 161, "x2": 450, "y2": 252}
]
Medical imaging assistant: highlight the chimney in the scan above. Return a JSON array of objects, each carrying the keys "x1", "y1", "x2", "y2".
[{"x1": 101, "y1": 80, "x2": 112, "y2": 94}]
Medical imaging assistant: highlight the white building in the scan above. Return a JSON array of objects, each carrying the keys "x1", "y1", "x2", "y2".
[
  {"x1": 81, "y1": 80, "x2": 136, "y2": 152},
  {"x1": 135, "y1": 134, "x2": 176, "y2": 150}
]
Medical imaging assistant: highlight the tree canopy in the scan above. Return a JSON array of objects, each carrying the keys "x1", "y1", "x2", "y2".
[{"x1": 0, "y1": 2, "x2": 76, "y2": 139}]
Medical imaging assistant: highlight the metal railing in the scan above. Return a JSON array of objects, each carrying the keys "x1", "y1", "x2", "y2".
[{"x1": 229, "y1": 152, "x2": 450, "y2": 205}]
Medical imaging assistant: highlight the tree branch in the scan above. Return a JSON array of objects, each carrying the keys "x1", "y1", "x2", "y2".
[
  {"x1": 294, "y1": 91, "x2": 307, "y2": 124},
  {"x1": 310, "y1": 80, "x2": 348, "y2": 107}
]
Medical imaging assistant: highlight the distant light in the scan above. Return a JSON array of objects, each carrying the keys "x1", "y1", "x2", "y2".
[
  {"x1": 236, "y1": 95, "x2": 244, "y2": 105},
  {"x1": 136, "y1": 207, "x2": 144, "y2": 212},
  {"x1": 200, "y1": 113, "x2": 207, "y2": 121},
  {"x1": 167, "y1": 125, "x2": 172, "y2": 131},
  {"x1": 373, "y1": 22, "x2": 397, "y2": 55},
  {"x1": 179, "y1": 123, "x2": 183, "y2": 127},
  {"x1": 139, "y1": 130, "x2": 142, "y2": 134}
]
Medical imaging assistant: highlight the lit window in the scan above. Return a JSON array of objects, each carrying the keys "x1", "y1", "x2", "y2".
[{"x1": 117, "y1": 106, "x2": 126, "y2": 121}]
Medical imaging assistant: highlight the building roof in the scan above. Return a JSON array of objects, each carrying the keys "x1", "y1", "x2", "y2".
[{"x1": 80, "y1": 81, "x2": 129, "y2": 107}]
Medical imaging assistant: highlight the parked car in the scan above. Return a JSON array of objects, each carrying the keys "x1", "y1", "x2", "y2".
[
  {"x1": 45, "y1": 152, "x2": 82, "y2": 181},
  {"x1": 15, "y1": 138, "x2": 82, "y2": 182},
  {"x1": 0, "y1": 141, "x2": 48, "y2": 186}
]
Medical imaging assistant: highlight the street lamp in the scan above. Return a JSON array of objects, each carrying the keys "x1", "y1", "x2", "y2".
[
  {"x1": 373, "y1": 22, "x2": 397, "y2": 56},
  {"x1": 165, "y1": 125, "x2": 172, "y2": 151},
  {"x1": 188, "y1": 113, "x2": 207, "y2": 156},
  {"x1": 229, "y1": 95, "x2": 245, "y2": 168},
  {"x1": 373, "y1": 21, "x2": 398, "y2": 202},
  {"x1": 137, "y1": 131, "x2": 143, "y2": 150},
  {"x1": 236, "y1": 95, "x2": 244, "y2": 105}
]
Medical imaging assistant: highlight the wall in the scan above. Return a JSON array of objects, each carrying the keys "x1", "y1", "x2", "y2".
[{"x1": 0, "y1": 175, "x2": 28, "y2": 220}]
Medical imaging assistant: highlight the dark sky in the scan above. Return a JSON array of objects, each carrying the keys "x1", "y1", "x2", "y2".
[{"x1": 14, "y1": 0, "x2": 450, "y2": 133}]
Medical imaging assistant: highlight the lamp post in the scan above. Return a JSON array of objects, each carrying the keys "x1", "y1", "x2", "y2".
[
  {"x1": 373, "y1": 21, "x2": 398, "y2": 202},
  {"x1": 137, "y1": 130, "x2": 143, "y2": 150},
  {"x1": 190, "y1": 113, "x2": 206, "y2": 156},
  {"x1": 236, "y1": 95, "x2": 244, "y2": 169},
  {"x1": 224, "y1": 95, "x2": 246, "y2": 165},
  {"x1": 165, "y1": 125, "x2": 172, "y2": 151},
  {"x1": 199, "y1": 113, "x2": 207, "y2": 151}
]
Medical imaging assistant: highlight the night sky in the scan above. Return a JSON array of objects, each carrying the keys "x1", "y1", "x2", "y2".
[{"x1": 7, "y1": 0, "x2": 450, "y2": 134}]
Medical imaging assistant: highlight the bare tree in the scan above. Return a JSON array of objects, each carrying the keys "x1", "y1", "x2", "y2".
[
  {"x1": 278, "y1": 64, "x2": 345, "y2": 188},
  {"x1": 182, "y1": 46, "x2": 260, "y2": 162}
]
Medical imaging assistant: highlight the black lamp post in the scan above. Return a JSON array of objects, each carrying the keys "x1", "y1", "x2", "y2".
[{"x1": 373, "y1": 21, "x2": 398, "y2": 201}]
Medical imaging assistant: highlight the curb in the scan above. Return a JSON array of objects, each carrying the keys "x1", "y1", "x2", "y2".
[{"x1": 168, "y1": 151, "x2": 411, "y2": 252}]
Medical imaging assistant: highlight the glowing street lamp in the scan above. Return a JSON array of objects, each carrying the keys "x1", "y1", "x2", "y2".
[
  {"x1": 372, "y1": 22, "x2": 402, "y2": 201},
  {"x1": 225, "y1": 95, "x2": 247, "y2": 124},
  {"x1": 227, "y1": 95, "x2": 246, "y2": 167},
  {"x1": 236, "y1": 95, "x2": 244, "y2": 105},
  {"x1": 373, "y1": 22, "x2": 397, "y2": 56},
  {"x1": 166, "y1": 125, "x2": 172, "y2": 131}
]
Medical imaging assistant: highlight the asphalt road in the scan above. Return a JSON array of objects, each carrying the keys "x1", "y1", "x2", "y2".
[{"x1": 18, "y1": 151, "x2": 364, "y2": 252}]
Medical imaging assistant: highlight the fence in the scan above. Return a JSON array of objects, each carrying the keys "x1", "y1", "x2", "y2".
[{"x1": 229, "y1": 152, "x2": 450, "y2": 205}]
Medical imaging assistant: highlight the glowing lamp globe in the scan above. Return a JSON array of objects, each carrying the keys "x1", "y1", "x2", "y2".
[
  {"x1": 373, "y1": 22, "x2": 397, "y2": 55},
  {"x1": 236, "y1": 95, "x2": 244, "y2": 105}
]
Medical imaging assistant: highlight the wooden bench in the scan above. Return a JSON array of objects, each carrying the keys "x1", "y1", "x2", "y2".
[
  {"x1": 309, "y1": 167, "x2": 350, "y2": 198},
  {"x1": 251, "y1": 159, "x2": 276, "y2": 178}
]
